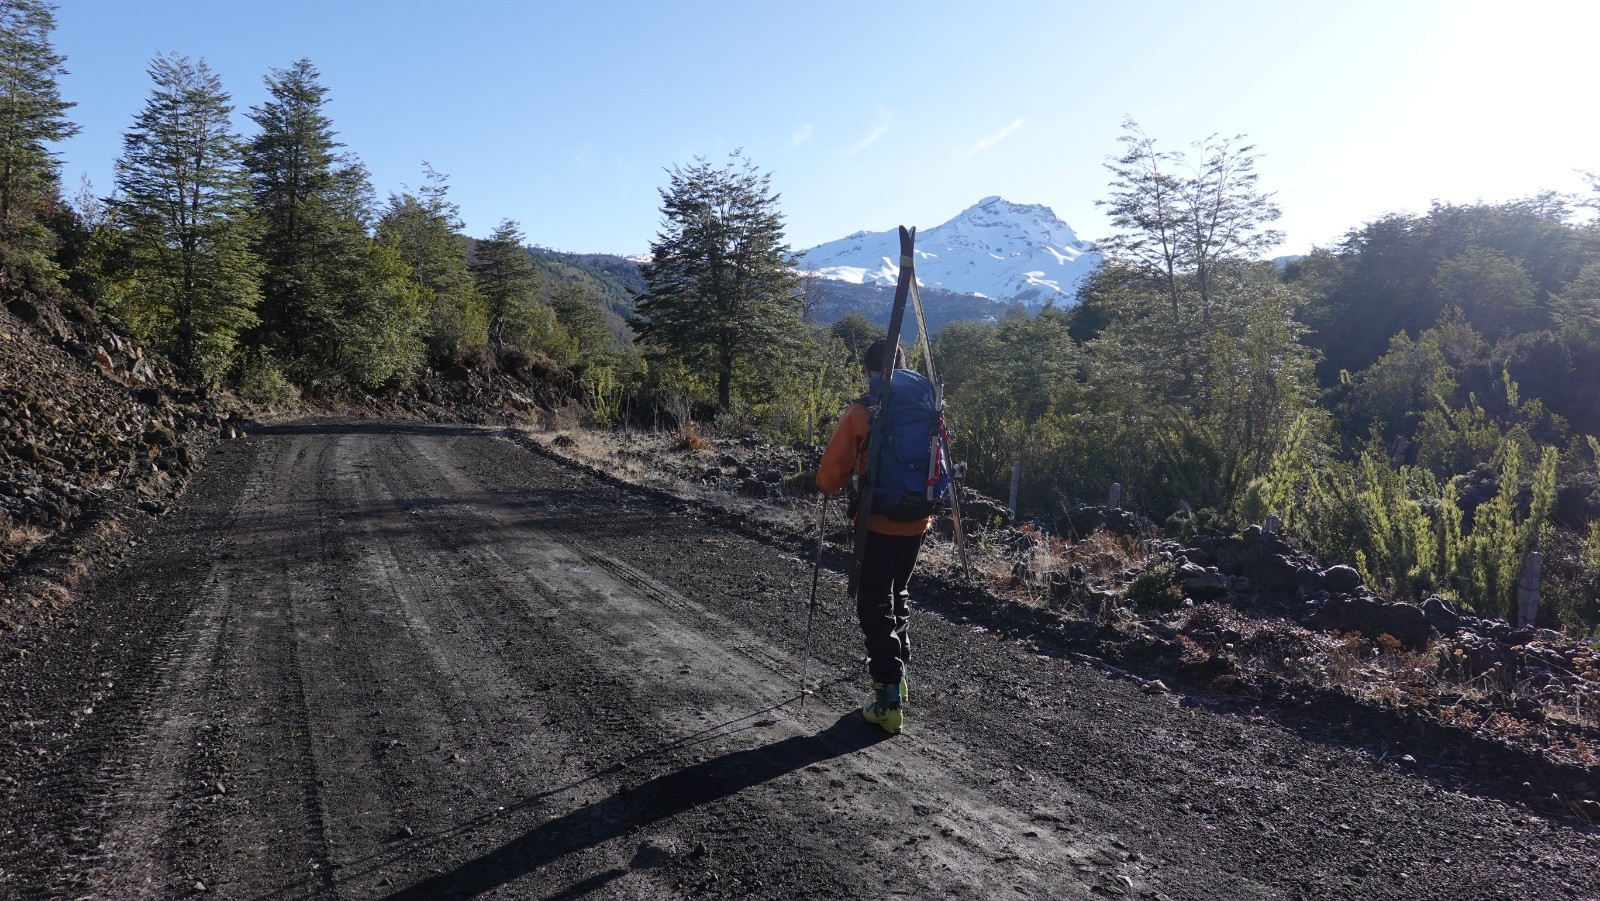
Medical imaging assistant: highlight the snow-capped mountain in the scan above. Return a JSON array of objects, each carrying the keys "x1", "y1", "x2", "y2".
[{"x1": 797, "y1": 197, "x2": 1100, "y2": 308}]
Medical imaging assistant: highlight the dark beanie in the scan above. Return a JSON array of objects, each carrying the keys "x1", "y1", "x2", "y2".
[{"x1": 862, "y1": 339, "x2": 905, "y2": 372}]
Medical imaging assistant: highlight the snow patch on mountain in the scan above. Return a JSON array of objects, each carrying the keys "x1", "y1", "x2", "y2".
[{"x1": 798, "y1": 196, "x2": 1100, "y2": 307}]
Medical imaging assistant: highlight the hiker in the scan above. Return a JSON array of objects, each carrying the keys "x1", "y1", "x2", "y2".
[{"x1": 815, "y1": 339, "x2": 936, "y2": 735}]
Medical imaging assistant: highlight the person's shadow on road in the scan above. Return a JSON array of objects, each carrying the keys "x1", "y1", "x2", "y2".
[{"x1": 378, "y1": 711, "x2": 891, "y2": 900}]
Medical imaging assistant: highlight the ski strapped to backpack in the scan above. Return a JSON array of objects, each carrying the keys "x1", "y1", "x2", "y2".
[
  {"x1": 849, "y1": 226, "x2": 917, "y2": 599},
  {"x1": 848, "y1": 226, "x2": 973, "y2": 595}
]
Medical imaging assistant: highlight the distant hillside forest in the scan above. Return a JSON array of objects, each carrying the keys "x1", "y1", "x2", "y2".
[{"x1": 5, "y1": 5, "x2": 1600, "y2": 632}]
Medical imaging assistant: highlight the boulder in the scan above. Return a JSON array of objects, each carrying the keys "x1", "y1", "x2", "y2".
[
  {"x1": 1058, "y1": 505, "x2": 1151, "y2": 539},
  {"x1": 1295, "y1": 565, "x2": 1325, "y2": 595},
  {"x1": 1322, "y1": 565, "x2": 1363, "y2": 595},
  {"x1": 959, "y1": 489, "x2": 1012, "y2": 530},
  {"x1": 1208, "y1": 535, "x2": 1251, "y2": 574},
  {"x1": 1306, "y1": 594, "x2": 1434, "y2": 647},
  {"x1": 1247, "y1": 553, "x2": 1300, "y2": 592},
  {"x1": 1422, "y1": 595, "x2": 1463, "y2": 634},
  {"x1": 4, "y1": 294, "x2": 69, "y2": 340},
  {"x1": 1179, "y1": 563, "x2": 1229, "y2": 600}
]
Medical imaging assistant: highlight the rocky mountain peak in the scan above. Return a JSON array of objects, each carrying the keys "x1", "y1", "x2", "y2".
[{"x1": 797, "y1": 197, "x2": 1100, "y2": 307}]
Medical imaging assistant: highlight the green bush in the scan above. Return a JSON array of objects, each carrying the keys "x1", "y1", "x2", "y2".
[
  {"x1": 234, "y1": 351, "x2": 300, "y2": 410},
  {"x1": 1127, "y1": 560, "x2": 1182, "y2": 610}
]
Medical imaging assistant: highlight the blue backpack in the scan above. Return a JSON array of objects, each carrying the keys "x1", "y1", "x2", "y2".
[{"x1": 861, "y1": 368, "x2": 952, "y2": 521}]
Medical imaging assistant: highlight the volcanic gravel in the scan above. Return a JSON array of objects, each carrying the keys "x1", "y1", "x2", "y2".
[{"x1": 2, "y1": 420, "x2": 1598, "y2": 899}]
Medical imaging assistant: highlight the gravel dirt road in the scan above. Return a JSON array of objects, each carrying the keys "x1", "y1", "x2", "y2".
[{"x1": 3, "y1": 420, "x2": 1598, "y2": 899}]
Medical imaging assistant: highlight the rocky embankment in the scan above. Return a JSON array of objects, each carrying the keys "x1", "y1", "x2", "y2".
[
  {"x1": 1035, "y1": 514, "x2": 1600, "y2": 810},
  {"x1": 0, "y1": 294, "x2": 244, "y2": 641}
]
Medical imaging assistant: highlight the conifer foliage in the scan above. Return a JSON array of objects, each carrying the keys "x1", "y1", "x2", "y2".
[
  {"x1": 0, "y1": 0, "x2": 77, "y2": 289},
  {"x1": 633, "y1": 151, "x2": 801, "y2": 410},
  {"x1": 109, "y1": 54, "x2": 262, "y2": 385},
  {"x1": 376, "y1": 167, "x2": 487, "y2": 360},
  {"x1": 244, "y1": 58, "x2": 375, "y2": 378},
  {"x1": 470, "y1": 218, "x2": 539, "y2": 350}
]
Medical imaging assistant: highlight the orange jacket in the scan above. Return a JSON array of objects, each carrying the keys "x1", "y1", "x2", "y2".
[{"x1": 815, "y1": 401, "x2": 931, "y2": 536}]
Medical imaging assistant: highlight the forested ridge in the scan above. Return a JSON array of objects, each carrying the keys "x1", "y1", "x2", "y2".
[{"x1": 6, "y1": 2, "x2": 1600, "y2": 633}]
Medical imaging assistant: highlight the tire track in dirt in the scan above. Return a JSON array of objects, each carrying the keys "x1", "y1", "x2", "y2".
[
  {"x1": 65, "y1": 572, "x2": 235, "y2": 896},
  {"x1": 371, "y1": 429, "x2": 1149, "y2": 899},
  {"x1": 82, "y1": 432, "x2": 351, "y2": 896}
]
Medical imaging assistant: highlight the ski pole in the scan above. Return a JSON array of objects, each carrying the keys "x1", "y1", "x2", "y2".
[
  {"x1": 799, "y1": 494, "x2": 828, "y2": 710},
  {"x1": 949, "y1": 472, "x2": 974, "y2": 583}
]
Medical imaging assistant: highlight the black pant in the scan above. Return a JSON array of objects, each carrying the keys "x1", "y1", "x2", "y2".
[{"x1": 855, "y1": 530, "x2": 923, "y2": 685}]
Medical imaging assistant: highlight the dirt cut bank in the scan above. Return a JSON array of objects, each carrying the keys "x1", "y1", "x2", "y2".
[{"x1": 3, "y1": 420, "x2": 1598, "y2": 899}]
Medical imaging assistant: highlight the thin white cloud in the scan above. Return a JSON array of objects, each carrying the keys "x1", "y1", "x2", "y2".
[
  {"x1": 962, "y1": 118, "x2": 1026, "y2": 158},
  {"x1": 789, "y1": 123, "x2": 813, "y2": 149},
  {"x1": 850, "y1": 112, "x2": 893, "y2": 154}
]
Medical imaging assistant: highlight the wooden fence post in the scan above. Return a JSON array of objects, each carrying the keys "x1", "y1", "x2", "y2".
[
  {"x1": 1517, "y1": 551, "x2": 1543, "y2": 628},
  {"x1": 1007, "y1": 456, "x2": 1022, "y2": 516}
]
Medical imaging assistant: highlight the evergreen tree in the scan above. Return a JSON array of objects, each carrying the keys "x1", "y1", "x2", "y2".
[
  {"x1": 469, "y1": 218, "x2": 538, "y2": 349},
  {"x1": 547, "y1": 278, "x2": 615, "y2": 368},
  {"x1": 243, "y1": 58, "x2": 372, "y2": 372},
  {"x1": 0, "y1": 0, "x2": 77, "y2": 288},
  {"x1": 1299, "y1": 198, "x2": 1589, "y2": 381},
  {"x1": 1097, "y1": 118, "x2": 1282, "y2": 317},
  {"x1": 1072, "y1": 261, "x2": 1318, "y2": 512},
  {"x1": 828, "y1": 311, "x2": 878, "y2": 362},
  {"x1": 632, "y1": 151, "x2": 801, "y2": 410},
  {"x1": 376, "y1": 166, "x2": 486, "y2": 360},
  {"x1": 109, "y1": 54, "x2": 261, "y2": 385},
  {"x1": 1428, "y1": 247, "x2": 1542, "y2": 339},
  {"x1": 342, "y1": 237, "x2": 428, "y2": 388}
]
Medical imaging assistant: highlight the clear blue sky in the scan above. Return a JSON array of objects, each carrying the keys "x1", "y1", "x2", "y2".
[{"x1": 53, "y1": 0, "x2": 1600, "y2": 256}]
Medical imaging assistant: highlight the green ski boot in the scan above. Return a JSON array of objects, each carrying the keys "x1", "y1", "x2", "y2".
[{"x1": 862, "y1": 682, "x2": 904, "y2": 734}]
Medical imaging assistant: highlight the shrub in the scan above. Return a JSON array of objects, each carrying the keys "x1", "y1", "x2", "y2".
[
  {"x1": 675, "y1": 421, "x2": 710, "y2": 451},
  {"x1": 1127, "y1": 559, "x2": 1182, "y2": 610},
  {"x1": 234, "y1": 352, "x2": 300, "y2": 410}
]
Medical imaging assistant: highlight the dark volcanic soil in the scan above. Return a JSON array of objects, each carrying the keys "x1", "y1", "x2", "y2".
[{"x1": 3, "y1": 420, "x2": 1598, "y2": 899}]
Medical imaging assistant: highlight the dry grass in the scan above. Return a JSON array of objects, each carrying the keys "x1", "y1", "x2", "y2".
[
  {"x1": 1, "y1": 519, "x2": 51, "y2": 572},
  {"x1": 1481, "y1": 711, "x2": 1532, "y2": 739},
  {"x1": 1559, "y1": 736, "x2": 1600, "y2": 767},
  {"x1": 974, "y1": 525, "x2": 1151, "y2": 610},
  {"x1": 1437, "y1": 704, "x2": 1485, "y2": 729},
  {"x1": 1054, "y1": 527, "x2": 1148, "y2": 579},
  {"x1": 675, "y1": 421, "x2": 711, "y2": 452},
  {"x1": 1296, "y1": 631, "x2": 1439, "y2": 708},
  {"x1": 1544, "y1": 692, "x2": 1600, "y2": 731},
  {"x1": 1172, "y1": 633, "x2": 1210, "y2": 666},
  {"x1": 524, "y1": 426, "x2": 699, "y2": 497},
  {"x1": 2, "y1": 520, "x2": 50, "y2": 555}
]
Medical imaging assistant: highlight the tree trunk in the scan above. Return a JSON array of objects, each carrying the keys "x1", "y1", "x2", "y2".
[{"x1": 718, "y1": 346, "x2": 733, "y2": 410}]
